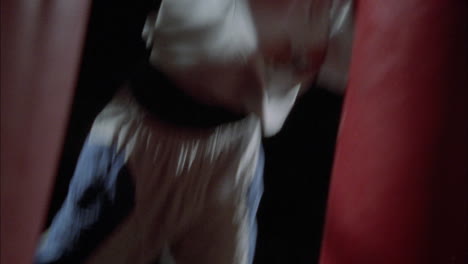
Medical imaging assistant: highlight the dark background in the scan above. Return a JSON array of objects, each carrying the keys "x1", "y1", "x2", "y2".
[{"x1": 44, "y1": 1, "x2": 343, "y2": 263}]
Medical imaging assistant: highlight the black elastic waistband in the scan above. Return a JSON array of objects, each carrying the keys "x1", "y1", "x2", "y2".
[{"x1": 129, "y1": 61, "x2": 246, "y2": 128}]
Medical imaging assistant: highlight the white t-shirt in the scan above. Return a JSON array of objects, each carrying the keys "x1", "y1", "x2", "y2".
[{"x1": 143, "y1": 0, "x2": 353, "y2": 136}]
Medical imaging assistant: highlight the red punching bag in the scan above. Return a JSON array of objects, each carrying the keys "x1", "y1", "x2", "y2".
[
  {"x1": 0, "y1": 0, "x2": 91, "y2": 263},
  {"x1": 320, "y1": 0, "x2": 467, "y2": 264}
]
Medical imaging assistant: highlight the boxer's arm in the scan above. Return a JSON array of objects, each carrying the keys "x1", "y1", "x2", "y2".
[{"x1": 317, "y1": 0, "x2": 354, "y2": 94}]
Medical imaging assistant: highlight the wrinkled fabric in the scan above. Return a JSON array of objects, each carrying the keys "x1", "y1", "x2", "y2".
[
  {"x1": 36, "y1": 88, "x2": 264, "y2": 264},
  {"x1": 35, "y1": 142, "x2": 135, "y2": 264},
  {"x1": 143, "y1": 0, "x2": 353, "y2": 136}
]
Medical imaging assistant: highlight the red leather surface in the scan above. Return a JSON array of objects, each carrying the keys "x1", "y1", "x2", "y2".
[
  {"x1": 320, "y1": 0, "x2": 468, "y2": 263},
  {"x1": 0, "y1": 1, "x2": 91, "y2": 263}
]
